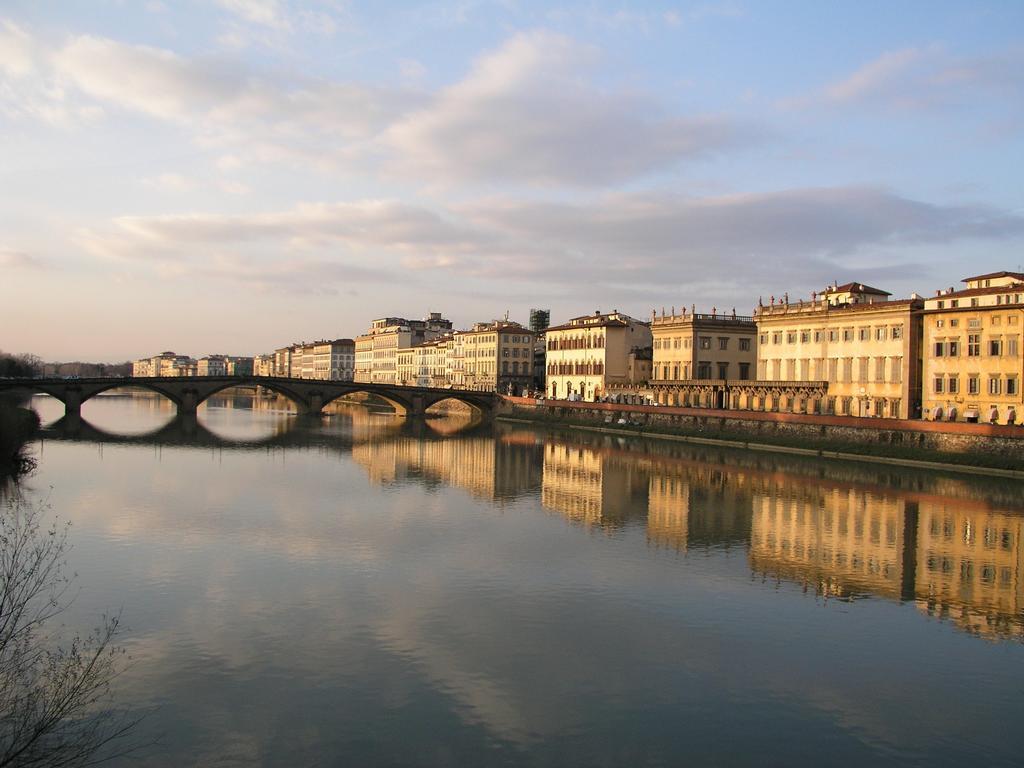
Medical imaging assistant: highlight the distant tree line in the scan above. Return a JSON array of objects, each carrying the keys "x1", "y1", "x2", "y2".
[
  {"x1": 0, "y1": 353, "x2": 42, "y2": 379},
  {"x1": 0, "y1": 353, "x2": 132, "y2": 379}
]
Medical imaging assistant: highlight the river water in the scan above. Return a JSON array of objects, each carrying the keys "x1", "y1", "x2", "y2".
[{"x1": 16, "y1": 391, "x2": 1024, "y2": 766}]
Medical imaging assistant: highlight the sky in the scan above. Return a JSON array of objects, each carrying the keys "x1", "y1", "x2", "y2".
[{"x1": 2, "y1": 0, "x2": 1023, "y2": 363}]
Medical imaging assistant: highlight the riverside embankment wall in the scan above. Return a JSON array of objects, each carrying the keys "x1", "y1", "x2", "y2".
[{"x1": 496, "y1": 396, "x2": 1024, "y2": 472}]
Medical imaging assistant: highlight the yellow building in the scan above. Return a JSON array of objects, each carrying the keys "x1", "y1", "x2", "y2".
[
  {"x1": 922, "y1": 271, "x2": 1024, "y2": 424},
  {"x1": 754, "y1": 282, "x2": 923, "y2": 418},
  {"x1": 651, "y1": 307, "x2": 757, "y2": 383},
  {"x1": 458, "y1": 321, "x2": 536, "y2": 393},
  {"x1": 544, "y1": 311, "x2": 653, "y2": 401}
]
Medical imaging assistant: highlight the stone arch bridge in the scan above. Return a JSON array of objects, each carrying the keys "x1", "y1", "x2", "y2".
[{"x1": 0, "y1": 376, "x2": 497, "y2": 420}]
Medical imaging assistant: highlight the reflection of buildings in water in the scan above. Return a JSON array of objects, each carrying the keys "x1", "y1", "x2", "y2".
[
  {"x1": 532, "y1": 429, "x2": 1024, "y2": 639},
  {"x1": 646, "y1": 466, "x2": 754, "y2": 551},
  {"x1": 749, "y1": 487, "x2": 910, "y2": 600},
  {"x1": 915, "y1": 502, "x2": 1024, "y2": 639},
  {"x1": 540, "y1": 443, "x2": 648, "y2": 530},
  {"x1": 88, "y1": 389, "x2": 178, "y2": 416},
  {"x1": 351, "y1": 435, "x2": 542, "y2": 502},
  {"x1": 646, "y1": 474, "x2": 690, "y2": 549},
  {"x1": 748, "y1": 480, "x2": 1024, "y2": 639}
]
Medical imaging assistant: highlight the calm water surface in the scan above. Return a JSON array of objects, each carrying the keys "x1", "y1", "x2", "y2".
[{"x1": 18, "y1": 391, "x2": 1024, "y2": 767}]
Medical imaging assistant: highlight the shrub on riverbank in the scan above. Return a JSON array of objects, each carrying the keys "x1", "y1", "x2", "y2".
[{"x1": 0, "y1": 401, "x2": 40, "y2": 478}]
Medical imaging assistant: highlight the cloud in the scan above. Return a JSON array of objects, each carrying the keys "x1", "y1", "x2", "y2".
[
  {"x1": 73, "y1": 188, "x2": 1024, "y2": 302},
  {"x1": 215, "y1": 0, "x2": 290, "y2": 30},
  {"x1": 143, "y1": 173, "x2": 194, "y2": 191},
  {"x1": 0, "y1": 19, "x2": 34, "y2": 76},
  {"x1": 382, "y1": 30, "x2": 764, "y2": 186},
  {"x1": 455, "y1": 186, "x2": 1024, "y2": 299},
  {"x1": 73, "y1": 200, "x2": 493, "y2": 292},
  {"x1": 1, "y1": 24, "x2": 417, "y2": 164},
  {"x1": 0, "y1": 247, "x2": 49, "y2": 270},
  {"x1": 53, "y1": 36, "x2": 246, "y2": 121},
  {"x1": 797, "y1": 45, "x2": 1024, "y2": 112},
  {"x1": 2, "y1": 25, "x2": 759, "y2": 185}
]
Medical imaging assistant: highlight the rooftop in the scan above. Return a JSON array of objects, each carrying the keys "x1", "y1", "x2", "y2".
[
  {"x1": 822, "y1": 282, "x2": 891, "y2": 296},
  {"x1": 962, "y1": 270, "x2": 1024, "y2": 283}
]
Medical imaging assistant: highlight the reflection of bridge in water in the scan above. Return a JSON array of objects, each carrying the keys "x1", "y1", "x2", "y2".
[{"x1": 39, "y1": 408, "x2": 490, "y2": 452}]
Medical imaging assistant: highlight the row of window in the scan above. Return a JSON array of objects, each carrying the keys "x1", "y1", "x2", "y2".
[
  {"x1": 653, "y1": 362, "x2": 751, "y2": 380},
  {"x1": 934, "y1": 296, "x2": 1023, "y2": 309},
  {"x1": 547, "y1": 362, "x2": 606, "y2": 376},
  {"x1": 933, "y1": 374, "x2": 1019, "y2": 396},
  {"x1": 757, "y1": 357, "x2": 903, "y2": 384},
  {"x1": 547, "y1": 336, "x2": 606, "y2": 351},
  {"x1": 653, "y1": 337, "x2": 752, "y2": 351},
  {"x1": 932, "y1": 335, "x2": 1019, "y2": 357},
  {"x1": 759, "y1": 325, "x2": 904, "y2": 346},
  {"x1": 500, "y1": 361, "x2": 528, "y2": 375}
]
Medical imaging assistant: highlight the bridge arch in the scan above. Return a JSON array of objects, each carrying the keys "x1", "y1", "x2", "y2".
[
  {"x1": 187, "y1": 377, "x2": 310, "y2": 413},
  {"x1": 319, "y1": 388, "x2": 414, "y2": 417},
  {"x1": 422, "y1": 394, "x2": 490, "y2": 420}
]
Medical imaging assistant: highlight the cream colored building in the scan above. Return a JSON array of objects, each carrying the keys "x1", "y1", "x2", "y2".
[
  {"x1": 458, "y1": 321, "x2": 536, "y2": 393},
  {"x1": 396, "y1": 348, "x2": 416, "y2": 387},
  {"x1": 313, "y1": 339, "x2": 355, "y2": 381},
  {"x1": 197, "y1": 355, "x2": 228, "y2": 376},
  {"x1": 922, "y1": 271, "x2": 1024, "y2": 424},
  {"x1": 132, "y1": 351, "x2": 196, "y2": 377},
  {"x1": 754, "y1": 283, "x2": 923, "y2": 418},
  {"x1": 354, "y1": 313, "x2": 452, "y2": 384},
  {"x1": 254, "y1": 354, "x2": 274, "y2": 377},
  {"x1": 415, "y1": 337, "x2": 450, "y2": 388},
  {"x1": 544, "y1": 311, "x2": 653, "y2": 401},
  {"x1": 651, "y1": 308, "x2": 757, "y2": 382},
  {"x1": 273, "y1": 346, "x2": 293, "y2": 377}
]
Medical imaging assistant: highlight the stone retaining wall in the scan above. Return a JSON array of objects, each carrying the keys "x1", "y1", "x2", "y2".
[{"x1": 498, "y1": 397, "x2": 1024, "y2": 465}]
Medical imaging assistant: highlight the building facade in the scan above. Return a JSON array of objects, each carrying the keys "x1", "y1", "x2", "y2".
[
  {"x1": 754, "y1": 283, "x2": 923, "y2": 418},
  {"x1": 544, "y1": 311, "x2": 653, "y2": 401},
  {"x1": 197, "y1": 355, "x2": 228, "y2": 376},
  {"x1": 254, "y1": 354, "x2": 274, "y2": 377},
  {"x1": 312, "y1": 339, "x2": 355, "y2": 381},
  {"x1": 922, "y1": 271, "x2": 1024, "y2": 424},
  {"x1": 651, "y1": 308, "x2": 757, "y2": 383},
  {"x1": 459, "y1": 321, "x2": 536, "y2": 393},
  {"x1": 132, "y1": 351, "x2": 196, "y2": 377},
  {"x1": 354, "y1": 313, "x2": 452, "y2": 384}
]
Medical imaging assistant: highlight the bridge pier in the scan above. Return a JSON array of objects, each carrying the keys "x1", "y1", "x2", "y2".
[
  {"x1": 306, "y1": 392, "x2": 324, "y2": 415},
  {"x1": 63, "y1": 389, "x2": 82, "y2": 419},
  {"x1": 178, "y1": 389, "x2": 199, "y2": 418},
  {"x1": 62, "y1": 389, "x2": 83, "y2": 431},
  {"x1": 407, "y1": 394, "x2": 427, "y2": 419}
]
